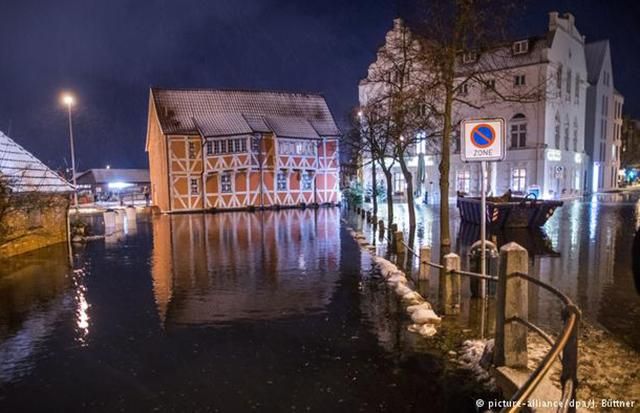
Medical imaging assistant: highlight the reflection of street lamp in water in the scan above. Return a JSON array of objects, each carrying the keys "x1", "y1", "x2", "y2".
[{"x1": 61, "y1": 93, "x2": 78, "y2": 207}]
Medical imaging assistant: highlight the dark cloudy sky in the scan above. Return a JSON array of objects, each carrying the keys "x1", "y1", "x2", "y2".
[{"x1": 0, "y1": 0, "x2": 638, "y2": 170}]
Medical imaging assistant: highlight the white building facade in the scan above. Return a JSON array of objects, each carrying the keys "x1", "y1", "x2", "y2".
[
  {"x1": 584, "y1": 39, "x2": 624, "y2": 191},
  {"x1": 359, "y1": 12, "x2": 607, "y2": 201}
]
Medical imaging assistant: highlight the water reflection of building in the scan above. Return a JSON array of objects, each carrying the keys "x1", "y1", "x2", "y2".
[
  {"x1": 0, "y1": 244, "x2": 71, "y2": 381},
  {"x1": 150, "y1": 208, "x2": 341, "y2": 327}
]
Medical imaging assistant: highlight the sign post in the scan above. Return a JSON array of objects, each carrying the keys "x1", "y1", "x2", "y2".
[{"x1": 461, "y1": 118, "x2": 505, "y2": 298}]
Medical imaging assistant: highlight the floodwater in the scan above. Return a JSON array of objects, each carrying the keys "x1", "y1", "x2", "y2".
[
  {"x1": 0, "y1": 208, "x2": 494, "y2": 412},
  {"x1": 361, "y1": 191, "x2": 640, "y2": 352}
]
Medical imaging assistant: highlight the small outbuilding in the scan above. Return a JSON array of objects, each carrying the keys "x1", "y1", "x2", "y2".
[
  {"x1": 0, "y1": 131, "x2": 74, "y2": 258},
  {"x1": 75, "y1": 168, "x2": 150, "y2": 204}
]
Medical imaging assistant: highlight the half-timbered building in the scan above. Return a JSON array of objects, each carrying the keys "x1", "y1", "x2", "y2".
[{"x1": 146, "y1": 88, "x2": 341, "y2": 213}]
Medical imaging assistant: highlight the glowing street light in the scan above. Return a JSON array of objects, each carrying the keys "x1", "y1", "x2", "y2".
[{"x1": 61, "y1": 92, "x2": 78, "y2": 207}]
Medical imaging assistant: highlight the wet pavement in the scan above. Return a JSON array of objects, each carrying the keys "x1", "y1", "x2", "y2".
[{"x1": 0, "y1": 208, "x2": 493, "y2": 412}]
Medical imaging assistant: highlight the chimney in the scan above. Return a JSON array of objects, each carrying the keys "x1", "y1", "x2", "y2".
[
  {"x1": 564, "y1": 12, "x2": 575, "y2": 27},
  {"x1": 548, "y1": 11, "x2": 559, "y2": 30},
  {"x1": 393, "y1": 18, "x2": 404, "y2": 30}
]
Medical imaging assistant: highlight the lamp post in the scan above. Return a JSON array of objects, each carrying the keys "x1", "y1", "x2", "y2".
[{"x1": 62, "y1": 93, "x2": 78, "y2": 208}]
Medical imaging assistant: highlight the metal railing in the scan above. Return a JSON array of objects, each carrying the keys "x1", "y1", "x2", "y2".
[{"x1": 347, "y1": 205, "x2": 581, "y2": 413}]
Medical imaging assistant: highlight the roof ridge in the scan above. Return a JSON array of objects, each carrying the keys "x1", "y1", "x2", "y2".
[{"x1": 150, "y1": 86, "x2": 327, "y2": 98}]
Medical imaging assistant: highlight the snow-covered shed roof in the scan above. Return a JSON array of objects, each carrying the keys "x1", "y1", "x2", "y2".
[
  {"x1": 0, "y1": 131, "x2": 73, "y2": 193},
  {"x1": 75, "y1": 168, "x2": 150, "y2": 185},
  {"x1": 151, "y1": 88, "x2": 341, "y2": 139}
]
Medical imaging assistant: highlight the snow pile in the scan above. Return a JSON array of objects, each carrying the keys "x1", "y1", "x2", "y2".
[
  {"x1": 457, "y1": 339, "x2": 497, "y2": 391},
  {"x1": 347, "y1": 228, "x2": 441, "y2": 338}
]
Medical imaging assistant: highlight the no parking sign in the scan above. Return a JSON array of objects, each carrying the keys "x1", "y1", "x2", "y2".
[{"x1": 461, "y1": 118, "x2": 505, "y2": 162}]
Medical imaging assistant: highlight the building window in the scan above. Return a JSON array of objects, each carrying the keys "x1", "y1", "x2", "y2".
[
  {"x1": 190, "y1": 178, "x2": 199, "y2": 194},
  {"x1": 277, "y1": 171, "x2": 287, "y2": 191},
  {"x1": 566, "y1": 69, "x2": 572, "y2": 99},
  {"x1": 462, "y1": 52, "x2": 477, "y2": 64},
  {"x1": 456, "y1": 170, "x2": 471, "y2": 193},
  {"x1": 514, "y1": 74, "x2": 526, "y2": 86},
  {"x1": 220, "y1": 140, "x2": 227, "y2": 153},
  {"x1": 511, "y1": 168, "x2": 527, "y2": 192},
  {"x1": 189, "y1": 142, "x2": 196, "y2": 159},
  {"x1": 554, "y1": 113, "x2": 561, "y2": 149},
  {"x1": 206, "y1": 141, "x2": 213, "y2": 156},
  {"x1": 556, "y1": 65, "x2": 563, "y2": 93},
  {"x1": 459, "y1": 83, "x2": 469, "y2": 95},
  {"x1": 278, "y1": 139, "x2": 317, "y2": 156},
  {"x1": 573, "y1": 119, "x2": 578, "y2": 151},
  {"x1": 564, "y1": 118, "x2": 570, "y2": 151},
  {"x1": 221, "y1": 174, "x2": 232, "y2": 193},
  {"x1": 393, "y1": 172, "x2": 404, "y2": 193},
  {"x1": 212, "y1": 138, "x2": 248, "y2": 154},
  {"x1": 301, "y1": 171, "x2": 313, "y2": 191},
  {"x1": 510, "y1": 114, "x2": 527, "y2": 148},
  {"x1": 574, "y1": 74, "x2": 580, "y2": 104},
  {"x1": 252, "y1": 136, "x2": 260, "y2": 153},
  {"x1": 484, "y1": 79, "x2": 495, "y2": 91},
  {"x1": 512, "y1": 40, "x2": 529, "y2": 55}
]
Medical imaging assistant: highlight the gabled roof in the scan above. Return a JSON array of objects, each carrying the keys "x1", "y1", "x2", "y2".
[
  {"x1": 0, "y1": 131, "x2": 73, "y2": 193},
  {"x1": 585, "y1": 40, "x2": 609, "y2": 84},
  {"x1": 75, "y1": 168, "x2": 150, "y2": 184},
  {"x1": 150, "y1": 88, "x2": 341, "y2": 139}
]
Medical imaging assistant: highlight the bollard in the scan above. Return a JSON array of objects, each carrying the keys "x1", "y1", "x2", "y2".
[
  {"x1": 442, "y1": 253, "x2": 461, "y2": 315},
  {"x1": 469, "y1": 240, "x2": 499, "y2": 298},
  {"x1": 103, "y1": 210, "x2": 116, "y2": 235},
  {"x1": 125, "y1": 206, "x2": 136, "y2": 222},
  {"x1": 394, "y1": 230, "x2": 405, "y2": 255},
  {"x1": 494, "y1": 242, "x2": 529, "y2": 368},
  {"x1": 419, "y1": 246, "x2": 431, "y2": 280},
  {"x1": 114, "y1": 210, "x2": 124, "y2": 229}
]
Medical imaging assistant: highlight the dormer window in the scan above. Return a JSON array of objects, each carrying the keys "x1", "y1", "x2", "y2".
[
  {"x1": 512, "y1": 40, "x2": 529, "y2": 55},
  {"x1": 462, "y1": 52, "x2": 477, "y2": 64}
]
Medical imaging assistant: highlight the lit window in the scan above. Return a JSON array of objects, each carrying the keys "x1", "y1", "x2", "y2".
[
  {"x1": 190, "y1": 178, "x2": 199, "y2": 194},
  {"x1": 221, "y1": 174, "x2": 232, "y2": 193},
  {"x1": 511, "y1": 168, "x2": 526, "y2": 192},
  {"x1": 188, "y1": 142, "x2": 196, "y2": 159},
  {"x1": 206, "y1": 141, "x2": 213, "y2": 156},
  {"x1": 512, "y1": 40, "x2": 529, "y2": 55},
  {"x1": 456, "y1": 170, "x2": 470, "y2": 193},
  {"x1": 277, "y1": 171, "x2": 287, "y2": 191}
]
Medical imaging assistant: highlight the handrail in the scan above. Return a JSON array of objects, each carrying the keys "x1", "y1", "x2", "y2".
[{"x1": 348, "y1": 206, "x2": 581, "y2": 413}]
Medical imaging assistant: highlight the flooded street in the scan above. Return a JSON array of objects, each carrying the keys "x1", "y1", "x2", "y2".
[
  {"x1": 361, "y1": 191, "x2": 640, "y2": 352},
  {"x1": 0, "y1": 208, "x2": 492, "y2": 412}
]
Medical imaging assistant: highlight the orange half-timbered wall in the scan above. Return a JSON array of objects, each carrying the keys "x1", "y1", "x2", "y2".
[
  {"x1": 168, "y1": 135, "x2": 204, "y2": 211},
  {"x1": 165, "y1": 133, "x2": 340, "y2": 212}
]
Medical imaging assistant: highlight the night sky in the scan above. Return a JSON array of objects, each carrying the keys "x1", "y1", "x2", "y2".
[{"x1": 1, "y1": 0, "x2": 638, "y2": 170}]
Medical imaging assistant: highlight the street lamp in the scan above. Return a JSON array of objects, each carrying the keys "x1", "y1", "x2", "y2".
[{"x1": 61, "y1": 93, "x2": 78, "y2": 207}]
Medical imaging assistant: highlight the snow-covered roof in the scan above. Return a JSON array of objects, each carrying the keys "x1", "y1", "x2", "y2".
[
  {"x1": 75, "y1": 168, "x2": 150, "y2": 184},
  {"x1": 151, "y1": 88, "x2": 341, "y2": 139},
  {"x1": 0, "y1": 131, "x2": 73, "y2": 193}
]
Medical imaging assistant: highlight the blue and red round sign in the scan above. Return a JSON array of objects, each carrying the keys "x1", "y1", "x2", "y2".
[{"x1": 470, "y1": 124, "x2": 496, "y2": 148}]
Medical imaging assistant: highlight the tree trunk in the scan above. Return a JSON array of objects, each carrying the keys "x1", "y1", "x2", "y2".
[
  {"x1": 398, "y1": 155, "x2": 415, "y2": 229},
  {"x1": 381, "y1": 166, "x2": 394, "y2": 225},
  {"x1": 439, "y1": 67, "x2": 454, "y2": 262},
  {"x1": 371, "y1": 157, "x2": 378, "y2": 217}
]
